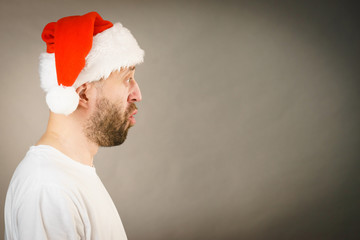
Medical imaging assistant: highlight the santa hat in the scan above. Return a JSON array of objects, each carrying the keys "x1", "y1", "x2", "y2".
[{"x1": 39, "y1": 11, "x2": 144, "y2": 115}]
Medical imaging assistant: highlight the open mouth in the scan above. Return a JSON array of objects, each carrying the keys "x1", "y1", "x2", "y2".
[{"x1": 128, "y1": 109, "x2": 138, "y2": 125}]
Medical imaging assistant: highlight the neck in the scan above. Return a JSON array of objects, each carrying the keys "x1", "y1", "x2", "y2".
[{"x1": 36, "y1": 111, "x2": 98, "y2": 167}]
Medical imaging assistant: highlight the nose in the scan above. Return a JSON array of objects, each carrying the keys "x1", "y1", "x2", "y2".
[{"x1": 128, "y1": 80, "x2": 142, "y2": 103}]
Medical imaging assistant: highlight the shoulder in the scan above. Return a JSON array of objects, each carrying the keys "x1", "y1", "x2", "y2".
[
  {"x1": 11, "y1": 146, "x2": 66, "y2": 184},
  {"x1": 7, "y1": 146, "x2": 85, "y2": 203},
  {"x1": 5, "y1": 146, "x2": 92, "y2": 239}
]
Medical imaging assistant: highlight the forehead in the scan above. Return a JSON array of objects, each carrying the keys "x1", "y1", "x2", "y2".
[
  {"x1": 94, "y1": 65, "x2": 135, "y2": 85},
  {"x1": 121, "y1": 65, "x2": 136, "y2": 74},
  {"x1": 107, "y1": 65, "x2": 136, "y2": 82},
  {"x1": 106, "y1": 66, "x2": 136, "y2": 80}
]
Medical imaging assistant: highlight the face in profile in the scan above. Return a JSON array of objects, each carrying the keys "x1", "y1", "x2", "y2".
[{"x1": 83, "y1": 66, "x2": 141, "y2": 147}]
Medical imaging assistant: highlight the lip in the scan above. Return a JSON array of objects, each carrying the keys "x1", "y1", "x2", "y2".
[{"x1": 129, "y1": 109, "x2": 137, "y2": 125}]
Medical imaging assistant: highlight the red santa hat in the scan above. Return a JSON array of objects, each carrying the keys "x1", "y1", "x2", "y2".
[{"x1": 39, "y1": 12, "x2": 144, "y2": 115}]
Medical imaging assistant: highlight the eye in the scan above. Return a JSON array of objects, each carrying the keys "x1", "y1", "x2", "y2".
[{"x1": 126, "y1": 77, "x2": 131, "y2": 83}]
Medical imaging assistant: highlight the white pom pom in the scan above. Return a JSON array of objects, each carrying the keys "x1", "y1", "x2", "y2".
[{"x1": 46, "y1": 85, "x2": 79, "y2": 115}]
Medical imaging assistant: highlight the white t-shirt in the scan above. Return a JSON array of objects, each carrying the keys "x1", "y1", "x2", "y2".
[{"x1": 4, "y1": 145, "x2": 128, "y2": 240}]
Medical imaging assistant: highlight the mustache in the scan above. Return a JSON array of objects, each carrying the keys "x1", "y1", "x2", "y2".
[{"x1": 125, "y1": 103, "x2": 137, "y2": 116}]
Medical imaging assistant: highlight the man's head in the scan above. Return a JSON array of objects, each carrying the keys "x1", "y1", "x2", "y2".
[
  {"x1": 76, "y1": 66, "x2": 142, "y2": 147},
  {"x1": 39, "y1": 12, "x2": 144, "y2": 115},
  {"x1": 38, "y1": 12, "x2": 144, "y2": 147}
]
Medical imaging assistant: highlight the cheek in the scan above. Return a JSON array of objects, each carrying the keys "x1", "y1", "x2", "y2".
[
  {"x1": 104, "y1": 85, "x2": 129, "y2": 103},
  {"x1": 116, "y1": 96, "x2": 131, "y2": 114},
  {"x1": 119, "y1": 94, "x2": 130, "y2": 109}
]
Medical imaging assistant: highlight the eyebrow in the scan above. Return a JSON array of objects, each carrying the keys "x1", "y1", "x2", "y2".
[{"x1": 129, "y1": 66, "x2": 136, "y2": 71}]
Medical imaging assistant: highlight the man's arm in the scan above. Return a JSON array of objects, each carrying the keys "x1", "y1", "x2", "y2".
[{"x1": 16, "y1": 185, "x2": 85, "y2": 240}]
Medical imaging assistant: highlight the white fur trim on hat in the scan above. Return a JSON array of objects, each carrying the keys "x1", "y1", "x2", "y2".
[
  {"x1": 39, "y1": 52, "x2": 58, "y2": 92},
  {"x1": 39, "y1": 22, "x2": 144, "y2": 115},
  {"x1": 74, "y1": 23, "x2": 145, "y2": 88}
]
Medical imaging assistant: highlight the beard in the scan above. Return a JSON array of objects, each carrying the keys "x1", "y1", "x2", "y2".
[{"x1": 84, "y1": 97, "x2": 137, "y2": 147}]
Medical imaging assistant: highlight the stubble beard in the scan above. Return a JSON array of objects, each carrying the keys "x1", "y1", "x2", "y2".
[{"x1": 84, "y1": 97, "x2": 137, "y2": 147}]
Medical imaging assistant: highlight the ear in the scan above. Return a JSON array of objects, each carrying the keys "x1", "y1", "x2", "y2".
[{"x1": 76, "y1": 82, "x2": 91, "y2": 109}]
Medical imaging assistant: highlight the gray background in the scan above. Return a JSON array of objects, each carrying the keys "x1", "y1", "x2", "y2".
[{"x1": 1, "y1": 0, "x2": 359, "y2": 239}]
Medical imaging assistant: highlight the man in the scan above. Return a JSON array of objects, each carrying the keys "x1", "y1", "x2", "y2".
[{"x1": 4, "y1": 12, "x2": 144, "y2": 239}]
